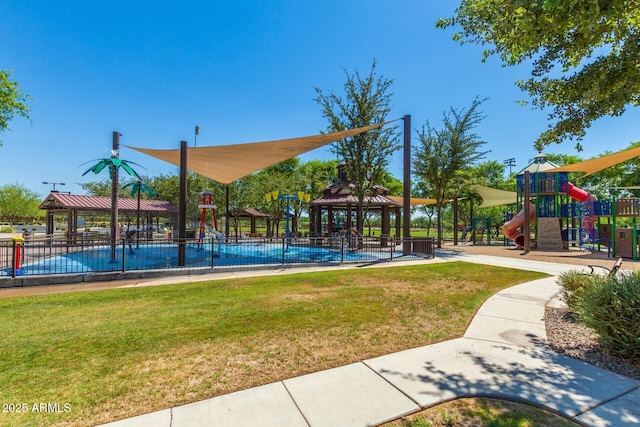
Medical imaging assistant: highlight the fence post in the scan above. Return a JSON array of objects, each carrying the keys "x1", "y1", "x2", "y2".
[
  {"x1": 211, "y1": 236, "x2": 215, "y2": 268},
  {"x1": 282, "y1": 237, "x2": 285, "y2": 265},
  {"x1": 121, "y1": 238, "x2": 126, "y2": 273}
]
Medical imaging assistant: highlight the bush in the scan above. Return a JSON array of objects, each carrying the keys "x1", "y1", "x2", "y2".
[
  {"x1": 577, "y1": 272, "x2": 640, "y2": 363},
  {"x1": 556, "y1": 270, "x2": 600, "y2": 312}
]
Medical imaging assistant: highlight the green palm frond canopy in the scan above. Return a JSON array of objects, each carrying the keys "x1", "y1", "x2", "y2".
[
  {"x1": 122, "y1": 180, "x2": 156, "y2": 197},
  {"x1": 82, "y1": 158, "x2": 144, "y2": 180}
]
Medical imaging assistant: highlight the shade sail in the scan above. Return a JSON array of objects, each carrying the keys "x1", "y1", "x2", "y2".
[
  {"x1": 387, "y1": 196, "x2": 437, "y2": 206},
  {"x1": 126, "y1": 122, "x2": 392, "y2": 184},
  {"x1": 547, "y1": 145, "x2": 640, "y2": 177},
  {"x1": 475, "y1": 185, "x2": 517, "y2": 208}
]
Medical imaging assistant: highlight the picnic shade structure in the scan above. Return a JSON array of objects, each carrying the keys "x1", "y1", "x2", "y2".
[{"x1": 126, "y1": 122, "x2": 392, "y2": 185}]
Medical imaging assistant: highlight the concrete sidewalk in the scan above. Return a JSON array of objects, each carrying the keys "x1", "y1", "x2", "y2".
[{"x1": 98, "y1": 253, "x2": 640, "y2": 427}]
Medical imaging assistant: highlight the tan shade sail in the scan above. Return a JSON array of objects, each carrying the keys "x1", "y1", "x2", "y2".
[
  {"x1": 547, "y1": 145, "x2": 640, "y2": 177},
  {"x1": 388, "y1": 196, "x2": 437, "y2": 206},
  {"x1": 126, "y1": 122, "x2": 392, "y2": 184},
  {"x1": 475, "y1": 185, "x2": 517, "y2": 208}
]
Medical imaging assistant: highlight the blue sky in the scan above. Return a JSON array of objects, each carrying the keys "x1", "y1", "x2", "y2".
[{"x1": 2, "y1": 1, "x2": 639, "y2": 197}]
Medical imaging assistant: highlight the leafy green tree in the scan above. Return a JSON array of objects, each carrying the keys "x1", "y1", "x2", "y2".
[
  {"x1": 255, "y1": 159, "x2": 309, "y2": 237},
  {"x1": 148, "y1": 172, "x2": 223, "y2": 231},
  {"x1": 0, "y1": 183, "x2": 42, "y2": 224},
  {"x1": 411, "y1": 181, "x2": 437, "y2": 236},
  {"x1": 299, "y1": 159, "x2": 337, "y2": 199},
  {"x1": 0, "y1": 70, "x2": 31, "y2": 146},
  {"x1": 226, "y1": 176, "x2": 260, "y2": 237},
  {"x1": 314, "y1": 59, "x2": 401, "y2": 233},
  {"x1": 378, "y1": 170, "x2": 403, "y2": 196},
  {"x1": 437, "y1": 1, "x2": 640, "y2": 151},
  {"x1": 413, "y1": 98, "x2": 489, "y2": 247}
]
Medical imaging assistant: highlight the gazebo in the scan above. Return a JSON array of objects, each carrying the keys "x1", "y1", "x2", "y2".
[
  {"x1": 308, "y1": 164, "x2": 403, "y2": 242},
  {"x1": 230, "y1": 207, "x2": 269, "y2": 237}
]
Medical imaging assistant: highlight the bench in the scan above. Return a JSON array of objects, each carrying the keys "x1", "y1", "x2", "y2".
[{"x1": 587, "y1": 257, "x2": 622, "y2": 277}]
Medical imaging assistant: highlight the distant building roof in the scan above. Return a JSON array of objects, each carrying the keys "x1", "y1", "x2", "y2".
[
  {"x1": 231, "y1": 207, "x2": 269, "y2": 218},
  {"x1": 518, "y1": 153, "x2": 561, "y2": 175},
  {"x1": 39, "y1": 192, "x2": 178, "y2": 214}
]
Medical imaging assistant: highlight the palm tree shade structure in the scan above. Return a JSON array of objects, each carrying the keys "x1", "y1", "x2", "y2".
[
  {"x1": 82, "y1": 133, "x2": 143, "y2": 261},
  {"x1": 122, "y1": 179, "x2": 156, "y2": 246}
]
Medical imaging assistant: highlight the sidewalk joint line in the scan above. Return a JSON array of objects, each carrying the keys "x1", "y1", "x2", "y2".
[
  {"x1": 360, "y1": 360, "x2": 423, "y2": 409},
  {"x1": 281, "y1": 380, "x2": 312, "y2": 427}
]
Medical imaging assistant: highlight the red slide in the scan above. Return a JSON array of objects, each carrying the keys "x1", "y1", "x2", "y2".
[{"x1": 566, "y1": 182, "x2": 590, "y2": 203}]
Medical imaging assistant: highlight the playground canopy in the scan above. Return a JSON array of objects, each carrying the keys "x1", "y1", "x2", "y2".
[
  {"x1": 547, "y1": 145, "x2": 640, "y2": 177},
  {"x1": 126, "y1": 122, "x2": 392, "y2": 185},
  {"x1": 474, "y1": 186, "x2": 517, "y2": 208}
]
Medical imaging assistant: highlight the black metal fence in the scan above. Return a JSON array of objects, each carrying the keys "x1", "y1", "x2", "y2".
[{"x1": 0, "y1": 234, "x2": 434, "y2": 283}]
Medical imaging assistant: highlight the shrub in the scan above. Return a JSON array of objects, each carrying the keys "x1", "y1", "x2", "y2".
[
  {"x1": 577, "y1": 272, "x2": 640, "y2": 363},
  {"x1": 556, "y1": 270, "x2": 600, "y2": 312}
]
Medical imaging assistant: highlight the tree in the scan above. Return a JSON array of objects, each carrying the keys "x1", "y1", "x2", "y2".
[
  {"x1": 0, "y1": 183, "x2": 41, "y2": 225},
  {"x1": 437, "y1": 1, "x2": 640, "y2": 151},
  {"x1": 457, "y1": 160, "x2": 514, "y2": 237},
  {"x1": 256, "y1": 158, "x2": 309, "y2": 237},
  {"x1": 299, "y1": 159, "x2": 338, "y2": 199},
  {"x1": 0, "y1": 70, "x2": 31, "y2": 146},
  {"x1": 314, "y1": 59, "x2": 401, "y2": 233},
  {"x1": 413, "y1": 98, "x2": 489, "y2": 247}
]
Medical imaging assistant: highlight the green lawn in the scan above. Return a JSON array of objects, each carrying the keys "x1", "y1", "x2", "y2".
[{"x1": 0, "y1": 262, "x2": 547, "y2": 426}]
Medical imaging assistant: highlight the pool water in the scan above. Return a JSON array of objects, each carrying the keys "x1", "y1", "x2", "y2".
[{"x1": 5, "y1": 241, "x2": 383, "y2": 275}]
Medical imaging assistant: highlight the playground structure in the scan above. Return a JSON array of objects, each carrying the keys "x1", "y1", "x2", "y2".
[
  {"x1": 498, "y1": 154, "x2": 640, "y2": 259},
  {"x1": 197, "y1": 190, "x2": 220, "y2": 247}
]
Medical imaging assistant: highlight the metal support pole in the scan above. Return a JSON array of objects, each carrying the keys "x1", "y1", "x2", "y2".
[
  {"x1": 285, "y1": 197, "x2": 291, "y2": 250},
  {"x1": 402, "y1": 114, "x2": 411, "y2": 255},
  {"x1": 523, "y1": 171, "x2": 531, "y2": 255},
  {"x1": 178, "y1": 140, "x2": 188, "y2": 266},
  {"x1": 110, "y1": 131, "x2": 120, "y2": 262},
  {"x1": 225, "y1": 185, "x2": 230, "y2": 240}
]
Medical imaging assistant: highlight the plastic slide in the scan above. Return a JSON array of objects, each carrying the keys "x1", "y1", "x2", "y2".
[
  {"x1": 502, "y1": 182, "x2": 596, "y2": 247},
  {"x1": 566, "y1": 182, "x2": 591, "y2": 203},
  {"x1": 502, "y1": 204, "x2": 536, "y2": 247}
]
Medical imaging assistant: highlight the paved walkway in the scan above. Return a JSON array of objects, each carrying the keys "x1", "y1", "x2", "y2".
[{"x1": 86, "y1": 253, "x2": 637, "y2": 426}]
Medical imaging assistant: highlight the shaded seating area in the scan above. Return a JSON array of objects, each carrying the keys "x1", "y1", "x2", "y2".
[
  {"x1": 230, "y1": 207, "x2": 269, "y2": 237},
  {"x1": 39, "y1": 192, "x2": 178, "y2": 243},
  {"x1": 308, "y1": 164, "x2": 403, "y2": 247}
]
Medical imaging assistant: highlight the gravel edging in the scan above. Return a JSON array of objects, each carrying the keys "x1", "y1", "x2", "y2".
[{"x1": 545, "y1": 306, "x2": 640, "y2": 379}]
